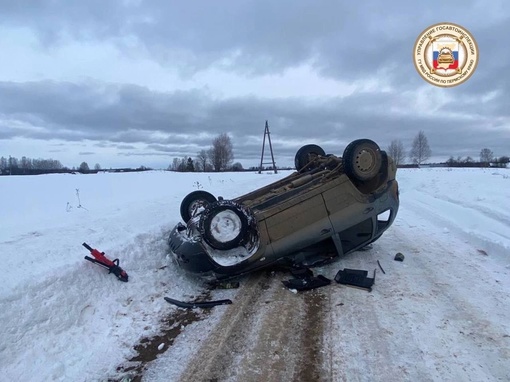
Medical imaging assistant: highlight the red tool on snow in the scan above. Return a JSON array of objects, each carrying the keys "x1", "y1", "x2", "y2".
[{"x1": 83, "y1": 242, "x2": 129, "y2": 282}]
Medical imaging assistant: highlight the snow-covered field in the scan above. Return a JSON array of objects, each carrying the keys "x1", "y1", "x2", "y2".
[{"x1": 1, "y1": 168, "x2": 509, "y2": 381}]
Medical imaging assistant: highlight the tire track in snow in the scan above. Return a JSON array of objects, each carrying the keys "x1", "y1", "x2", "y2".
[
  {"x1": 428, "y1": 194, "x2": 510, "y2": 228},
  {"x1": 176, "y1": 270, "x2": 328, "y2": 382},
  {"x1": 366, "y1": 214, "x2": 510, "y2": 381},
  {"x1": 321, "y1": 251, "x2": 418, "y2": 382},
  {"x1": 403, "y1": 191, "x2": 510, "y2": 259},
  {"x1": 316, "y1": 207, "x2": 509, "y2": 382}
]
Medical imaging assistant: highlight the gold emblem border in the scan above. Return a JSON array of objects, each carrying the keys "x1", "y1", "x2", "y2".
[{"x1": 413, "y1": 22, "x2": 479, "y2": 88}]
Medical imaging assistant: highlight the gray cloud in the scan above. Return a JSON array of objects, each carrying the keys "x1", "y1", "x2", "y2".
[
  {"x1": 0, "y1": 1, "x2": 509, "y2": 167},
  {"x1": 1, "y1": 79, "x2": 508, "y2": 166},
  {"x1": 116, "y1": 144, "x2": 137, "y2": 150},
  {"x1": 2, "y1": 1, "x2": 508, "y2": 84}
]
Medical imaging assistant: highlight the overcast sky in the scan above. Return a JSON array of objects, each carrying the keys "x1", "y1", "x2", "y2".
[{"x1": 0, "y1": 0, "x2": 509, "y2": 169}]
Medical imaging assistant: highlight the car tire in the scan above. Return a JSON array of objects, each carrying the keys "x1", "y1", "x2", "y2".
[
  {"x1": 343, "y1": 139, "x2": 382, "y2": 181},
  {"x1": 180, "y1": 191, "x2": 217, "y2": 222},
  {"x1": 295, "y1": 144, "x2": 326, "y2": 171},
  {"x1": 201, "y1": 201, "x2": 250, "y2": 250}
]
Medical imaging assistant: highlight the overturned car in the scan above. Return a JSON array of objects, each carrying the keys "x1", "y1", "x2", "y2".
[{"x1": 168, "y1": 139, "x2": 399, "y2": 279}]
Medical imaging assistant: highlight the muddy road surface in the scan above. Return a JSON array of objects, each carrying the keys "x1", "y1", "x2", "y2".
[{"x1": 177, "y1": 271, "x2": 329, "y2": 382}]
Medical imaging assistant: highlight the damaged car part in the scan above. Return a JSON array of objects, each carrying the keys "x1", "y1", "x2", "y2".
[
  {"x1": 334, "y1": 268, "x2": 376, "y2": 291},
  {"x1": 282, "y1": 274, "x2": 331, "y2": 292},
  {"x1": 164, "y1": 297, "x2": 233, "y2": 309},
  {"x1": 394, "y1": 252, "x2": 405, "y2": 261},
  {"x1": 168, "y1": 139, "x2": 399, "y2": 279},
  {"x1": 377, "y1": 260, "x2": 386, "y2": 274}
]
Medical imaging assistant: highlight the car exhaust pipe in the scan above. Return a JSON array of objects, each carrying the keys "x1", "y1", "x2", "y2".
[{"x1": 289, "y1": 170, "x2": 329, "y2": 188}]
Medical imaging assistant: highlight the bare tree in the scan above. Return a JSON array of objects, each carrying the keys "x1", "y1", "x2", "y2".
[
  {"x1": 196, "y1": 149, "x2": 209, "y2": 172},
  {"x1": 8, "y1": 156, "x2": 19, "y2": 170},
  {"x1": 94, "y1": 163, "x2": 101, "y2": 170},
  {"x1": 168, "y1": 158, "x2": 180, "y2": 171},
  {"x1": 79, "y1": 162, "x2": 90, "y2": 173},
  {"x1": 209, "y1": 133, "x2": 234, "y2": 172},
  {"x1": 168, "y1": 156, "x2": 192, "y2": 172},
  {"x1": 178, "y1": 157, "x2": 187, "y2": 172},
  {"x1": 387, "y1": 139, "x2": 406, "y2": 166},
  {"x1": 20, "y1": 156, "x2": 32, "y2": 170},
  {"x1": 410, "y1": 131, "x2": 431, "y2": 165},
  {"x1": 479, "y1": 148, "x2": 493, "y2": 166}
]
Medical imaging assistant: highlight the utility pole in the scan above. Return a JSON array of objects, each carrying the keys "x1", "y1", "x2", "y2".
[{"x1": 258, "y1": 120, "x2": 277, "y2": 174}]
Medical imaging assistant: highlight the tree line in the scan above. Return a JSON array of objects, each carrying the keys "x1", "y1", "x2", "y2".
[
  {"x1": 0, "y1": 156, "x2": 66, "y2": 175},
  {"x1": 168, "y1": 133, "x2": 244, "y2": 172},
  {"x1": 2, "y1": 131, "x2": 507, "y2": 175},
  {"x1": 0, "y1": 132, "x2": 241, "y2": 176},
  {"x1": 387, "y1": 130, "x2": 508, "y2": 168},
  {"x1": 0, "y1": 155, "x2": 108, "y2": 175}
]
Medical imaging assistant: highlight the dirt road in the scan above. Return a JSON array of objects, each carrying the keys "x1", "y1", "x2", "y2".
[{"x1": 177, "y1": 272, "x2": 328, "y2": 382}]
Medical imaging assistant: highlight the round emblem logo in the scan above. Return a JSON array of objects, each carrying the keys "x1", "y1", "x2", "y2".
[{"x1": 413, "y1": 22, "x2": 479, "y2": 87}]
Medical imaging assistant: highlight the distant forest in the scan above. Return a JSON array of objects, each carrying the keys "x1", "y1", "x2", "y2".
[{"x1": 0, "y1": 155, "x2": 151, "y2": 176}]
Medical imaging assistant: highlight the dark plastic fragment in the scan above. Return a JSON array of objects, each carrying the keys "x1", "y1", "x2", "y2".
[
  {"x1": 164, "y1": 297, "x2": 232, "y2": 309},
  {"x1": 282, "y1": 275, "x2": 331, "y2": 291},
  {"x1": 394, "y1": 252, "x2": 405, "y2": 262},
  {"x1": 290, "y1": 267, "x2": 314, "y2": 279},
  {"x1": 334, "y1": 268, "x2": 376, "y2": 291},
  {"x1": 377, "y1": 260, "x2": 386, "y2": 274}
]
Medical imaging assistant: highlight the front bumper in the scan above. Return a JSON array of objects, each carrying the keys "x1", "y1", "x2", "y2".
[{"x1": 168, "y1": 223, "x2": 219, "y2": 275}]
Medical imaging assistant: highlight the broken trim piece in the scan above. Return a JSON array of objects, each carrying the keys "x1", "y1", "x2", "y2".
[
  {"x1": 334, "y1": 268, "x2": 376, "y2": 291},
  {"x1": 164, "y1": 297, "x2": 232, "y2": 309},
  {"x1": 377, "y1": 260, "x2": 386, "y2": 274},
  {"x1": 282, "y1": 275, "x2": 331, "y2": 291}
]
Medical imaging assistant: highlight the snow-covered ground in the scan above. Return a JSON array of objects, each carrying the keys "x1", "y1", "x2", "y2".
[{"x1": 0, "y1": 168, "x2": 509, "y2": 381}]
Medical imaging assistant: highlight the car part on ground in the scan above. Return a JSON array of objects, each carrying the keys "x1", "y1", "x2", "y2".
[
  {"x1": 334, "y1": 269, "x2": 376, "y2": 292},
  {"x1": 168, "y1": 139, "x2": 399, "y2": 279},
  {"x1": 289, "y1": 267, "x2": 314, "y2": 279},
  {"x1": 282, "y1": 274, "x2": 331, "y2": 292},
  {"x1": 394, "y1": 252, "x2": 405, "y2": 261},
  {"x1": 164, "y1": 296, "x2": 233, "y2": 309},
  {"x1": 377, "y1": 260, "x2": 386, "y2": 274}
]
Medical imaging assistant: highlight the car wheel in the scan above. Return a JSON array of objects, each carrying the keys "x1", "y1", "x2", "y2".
[
  {"x1": 295, "y1": 144, "x2": 326, "y2": 171},
  {"x1": 343, "y1": 139, "x2": 382, "y2": 181},
  {"x1": 180, "y1": 191, "x2": 217, "y2": 222},
  {"x1": 201, "y1": 201, "x2": 250, "y2": 250}
]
